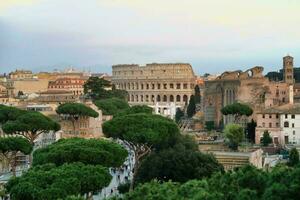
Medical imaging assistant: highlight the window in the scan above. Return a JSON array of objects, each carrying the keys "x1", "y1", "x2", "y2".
[
  {"x1": 157, "y1": 84, "x2": 161, "y2": 89},
  {"x1": 163, "y1": 84, "x2": 167, "y2": 89},
  {"x1": 262, "y1": 122, "x2": 265, "y2": 128},
  {"x1": 292, "y1": 114, "x2": 295, "y2": 119},
  {"x1": 176, "y1": 83, "x2": 181, "y2": 89},
  {"x1": 269, "y1": 123, "x2": 272, "y2": 128},
  {"x1": 292, "y1": 123, "x2": 295, "y2": 128},
  {"x1": 276, "y1": 123, "x2": 279, "y2": 128},
  {"x1": 269, "y1": 115, "x2": 272, "y2": 119},
  {"x1": 293, "y1": 130, "x2": 296, "y2": 135},
  {"x1": 170, "y1": 83, "x2": 174, "y2": 89},
  {"x1": 276, "y1": 114, "x2": 279, "y2": 119},
  {"x1": 262, "y1": 114, "x2": 265, "y2": 118},
  {"x1": 284, "y1": 121, "x2": 289, "y2": 128},
  {"x1": 285, "y1": 114, "x2": 288, "y2": 119},
  {"x1": 183, "y1": 83, "x2": 188, "y2": 89}
]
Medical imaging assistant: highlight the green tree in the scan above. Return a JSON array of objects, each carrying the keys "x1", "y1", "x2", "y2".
[
  {"x1": 224, "y1": 123, "x2": 244, "y2": 150},
  {"x1": 56, "y1": 103, "x2": 98, "y2": 134},
  {"x1": 33, "y1": 138, "x2": 127, "y2": 167},
  {"x1": 6, "y1": 163, "x2": 111, "y2": 200},
  {"x1": 116, "y1": 105, "x2": 153, "y2": 117},
  {"x1": 0, "y1": 137, "x2": 32, "y2": 176},
  {"x1": 0, "y1": 105, "x2": 26, "y2": 124},
  {"x1": 261, "y1": 130, "x2": 272, "y2": 147},
  {"x1": 83, "y1": 77, "x2": 111, "y2": 100},
  {"x1": 187, "y1": 95, "x2": 196, "y2": 118},
  {"x1": 194, "y1": 85, "x2": 201, "y2": 104},
  {"x1": 103, "y1": 113, "x2": 180, "y2": 190},
  {"x1": 288, "y1": 148, "x2": 299, "y2": 166},
  {"x1": 205, "y1": 121, "x2": 215, "y2": 131},
  {"x1": 246, "y1": 119, "x2": 257, "y2": 143},
  {"x1": 221, "y1": 102, "x2": 253, "y2": 123},
  {"x1": 135, "y1": 146, "x2": 223, "y2": 184},
  {"x1": 2, "y1": 112, "x2": 60, "y2": 145},
  {"x1": 94, "y1": 98, "x2": 129, "y2": 116},
  {"x1": 175, "y1": 108, "x2": 184, "y2": 123}
]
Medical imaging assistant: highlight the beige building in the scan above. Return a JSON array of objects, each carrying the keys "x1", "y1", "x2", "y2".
[
  {"x1": 59, "y1": 102, "x2": 103, "y2": 139},
  {"x1": 112, "y1": 63, "x2": 196, "y2": 118},
  {"x1": 36, "y1": 90, "x2": 78, "y2": 103},
  {"x1": 6, "y1": 79, "x2": 49, "y2": 97},
  {"x1": 48, "y1": 77, "x2": 86, "y2": 96},
  {"x1": 9, "y1": 69, "x2": 34, "y2": 80},
  {"x1": 204, "y1": 66, "x2": 290, "y2": 128}
]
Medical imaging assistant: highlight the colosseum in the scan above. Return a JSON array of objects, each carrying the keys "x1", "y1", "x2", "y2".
[{"x1": 112, "y1": 63, "x2": 196, "y2": 118}]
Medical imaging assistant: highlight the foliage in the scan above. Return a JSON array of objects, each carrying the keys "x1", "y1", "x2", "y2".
[
  {"x1": 117, "y1": 182, "x2": 130, "y2": 194},
  {"x1": 246, "y1": 119, "x2": 257, "y2": 143},
  {"x1": 63, "y1": 196, "x2": 85, "y2": 200},
  {"x1": 83, "y1": 77, "x2": 128, "y2": 100},
  {"x1": 115, "y1": 164, "x2": 300, "y2": 200},
  {"x1": 205, "y1": 121, "x2": 215, "y2": 131},
  {"x1": 187, "y1": 95, "x2": 196, "y2": 118},
  {"x1": 175, "y1": 108, "x2": 184, "y2": 123},
  {"x1": 0, "y1": 137, "x2": 33, "y2": 176},
  {"x1": 0, "y1": 105, "x2": 26, "y2": 124},
  {"x1": 221, "y1": 102, "x2": 253, "y2": 123},
  {"x1": 6, "y1": 163, "x2": 111, "y2": 200},
  {"x1": 33, "y1": 138, "x2": 127, "y2": 167},
  {"x1": 116, "y1": 105, "x2": 153, "y2": 117},
  {"x1": 261, "y1": 130, "x2": 272, "y2": 147},
  {"x1": 103, "y1": 113, "x2": 180, "y2": 149},
  {"x1": 224, "y1": 123, "x2": 244, "y2": 150},
  {"x1": 135, "y1": 146, "x2": 223, "y2": 184},
  {"x1": 94, "y1": 98, "x2": 129, "y2": 116},
  {"x1": 56, "y1": 103, "x2": 99, "y2": 118},
  {"x1": 2, "y1": 112, "x2": 60, "y2": 144},
  {"x1": 288, "y1": 148, "x2": 299, "y2": 166},
  {"x1": 194, "y1": 85, "x2": 201, "y2": 104}
]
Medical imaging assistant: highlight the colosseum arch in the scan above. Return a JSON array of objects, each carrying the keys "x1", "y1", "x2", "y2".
[
  {"x1": 151, "y1": 95, "x2": 155, "y2": 102},
  {"x1": 183, "y1": 95, "x2": 188, "y2": 103},
  {"x1": 157, "y1": 95, "x2": 161, "y2": 102},
  {"x1": 135, "y1": 95, "x2": 139, "y2": 102},
  {"x1": 146, "y1": 95, "x2": 149, "y2": 102},
  {"x1": 163, "y1": 95, "x2": 167, "y2": 102},
  {"x1": 176, "y1": 95, "x2": 181, "y2": 102},
  {"x1": 170, "y1": 95, "x2": 174, "y2": 102},
  {"x1": 141, "y1": 95, "x2": 144, "y2": 102},
  {"x1": 131, "y1": 94, "x2": 134, "y2": 102}
]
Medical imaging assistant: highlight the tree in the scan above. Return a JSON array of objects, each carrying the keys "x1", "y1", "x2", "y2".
[
  {"x1": 116, "y1": 105, "x2": 153, "y2": 117},
  {"x1": 83, "y1": 77, "x2": 111, "y2": 100},
  {"x1": 56, "y1": 103, "x2": 98, "y2": 134},
  {"x1": 224, "y1": 123, "x2": 244, "y2": 150},
  {"x1": 33, "y1": 138, "x2": 127, "y2": 168},
  {"x1": 103, "y1": 113, "x2": 180, "y2": 190},
  {"x1": 194, "y1": 85, "x2": 201, "y2": 104},
  {"x1": 94, "y1": 98, "x2": 129, "y2": 116},
  {"x1": 135, "y1": 146, "x2": 223, "y2": 184},
  {"x1": 175, "y1": 108, "x2": 184, "y2": 123},
  {"x1": 221, "y1": 102, "x2": 253, "y2": 123},
  {"x1": 2, "y1": 112, "x2": 60, "y2": 145},
  {"x1": 205, "y1": 121, "x2": 215, "y2": 131},
  {"x1": 0, "y1": 137, "x2": 32, "y2": 176},
  {"x1": 261, "y1": 130, "x2": 272, "y2": 147},
  {"x1": 187, "y1": 95, "x2": 196, "y2": 118},
  {"x1": 6, "y1": 163, "x2": 111, "y2": 200},
  {"x1": 288, "y1": 148, "x2": 299, "y2": 166},
  {"x1": 0, "y1": 105, "x2": 26, "y2": 124},
  {"x1": 246, "y1": 119, "x2": 257, "y2": 143}
]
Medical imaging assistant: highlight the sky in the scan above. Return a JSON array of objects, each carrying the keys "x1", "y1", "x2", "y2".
[{"x1": 1, "y1": 0, "x2": 300, "y2": 75}]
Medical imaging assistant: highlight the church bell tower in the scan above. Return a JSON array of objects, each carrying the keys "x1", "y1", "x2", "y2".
[{"x1": 283, "y1": 55, "x2": 294, "y2": 85}]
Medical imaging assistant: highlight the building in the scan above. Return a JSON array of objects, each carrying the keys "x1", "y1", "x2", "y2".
[
  {"x1": 48, "y1": 77, "x2": 86, "y2": 96},
  {"x1": 256, "y1": 103, "x2": 300, "y2": 146},
  {"x1": 5, "y1": 79, "x2": 49, "y2": 97},
  {"x1": 204, "y1": 66, "x2": 291, "y2": 128},
  {"x1": 283, "y1": 55, "x2": 294, "y2": 85},
  {"x1": 59, "y1": 102, "x2": 103, "y2": 139},
  {"x1": 9, "y1": 70, "x2": 34, "y2": 80},
  {"x1": 36, "y1": 90, "x2": 78, "y2": 103},
  {"x1": 112, "y1": 63, "x2": 196, "y2": 119}
]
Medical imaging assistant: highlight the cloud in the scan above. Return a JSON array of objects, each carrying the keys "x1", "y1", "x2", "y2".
[{"x1": 0, "y1": 0, "x2": 37, "y2": 13}]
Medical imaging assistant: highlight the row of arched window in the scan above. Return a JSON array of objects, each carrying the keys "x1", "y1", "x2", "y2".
[
  {"x1": 117, "y1": 82, "x2": 194, "y2": 90},
  {"x1": 128, "y1": 94, "x2": 189, "y2": 103}
]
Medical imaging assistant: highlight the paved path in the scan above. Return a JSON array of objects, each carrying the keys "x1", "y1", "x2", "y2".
[{"x1": 93, "y1": 140, "x2": 135, "y2": 200}]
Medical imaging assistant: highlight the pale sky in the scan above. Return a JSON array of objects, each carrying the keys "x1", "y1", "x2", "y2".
[{"x1": 1, "y1": 0, "x2": 300, "y2": 75}]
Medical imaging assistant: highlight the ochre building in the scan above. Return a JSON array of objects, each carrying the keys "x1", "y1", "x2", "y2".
[{"x1": 112, "y1": 63, "x2": 196, "y2": 118}]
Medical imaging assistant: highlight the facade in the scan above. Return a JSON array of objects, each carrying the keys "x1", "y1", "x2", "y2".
[
  {"x1": 204, "y1": 66, "x2": 291, "y2": 128},
  {"x1": 59, "y1": 102, "x2": 103, "y2": 139},
  {"x1": 256, "y1": 103, "x2": 300, "y2": 146},
  {"x1": 5, "y1": 79, "x2": 49, "y2": 97},
  {"x1": 283, "y1": 55, "x2": 294, "y2": 85},
  {"x1": 112, "y1": 63, "x2": 196, "y2": 118},
  {"x1": 9, "y1": 70, "x2": 34, "y2": 80},
  {"x1": 48, "y1": 77, "x2": 86, "y2": 96},
  {"x1": 37, "y1": 90, "x2": 78, "y2": 103}
]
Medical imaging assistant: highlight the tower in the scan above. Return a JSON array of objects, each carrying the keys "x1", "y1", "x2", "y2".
[{"x1": 283, "y1": 55, "x2": 294, "y2": 85}]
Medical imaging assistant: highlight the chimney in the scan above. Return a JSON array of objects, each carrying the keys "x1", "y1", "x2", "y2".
[{"x1": 289, "y1": 85, "x2": 294, "y2": 104}]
